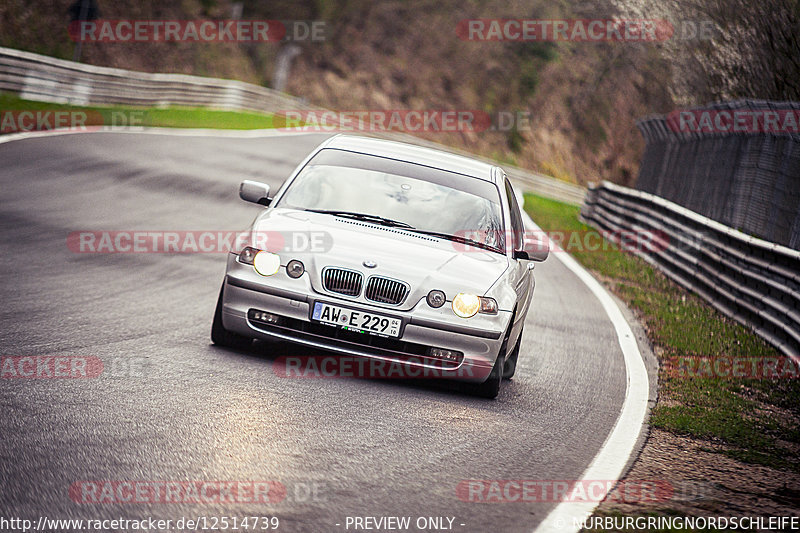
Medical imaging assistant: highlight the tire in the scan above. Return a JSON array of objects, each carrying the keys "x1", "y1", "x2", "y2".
[
  {"x1": 458, "y1": 340, "x2": 504, "y2": 399},
  {"x1": 462, "y1": 317, "x2": 517, "y2": 398},
  {"x1": 471, "y1": 351, "x2": 503, "y2": 399},
  {"x1": 211, "y1": 283, "x2": 253, "y2": 350},
  {"x1": 503, "y1": 327, "x2": 523, "y2": 379}
]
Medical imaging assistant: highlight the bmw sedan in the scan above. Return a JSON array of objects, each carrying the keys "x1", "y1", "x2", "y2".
[{"x1": 211, "y1": 134, "x2": 548, "y2": 398}]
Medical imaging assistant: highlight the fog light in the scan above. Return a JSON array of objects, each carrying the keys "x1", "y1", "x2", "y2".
[
  {"x1": 250, "y1": 310, "x2": 281, "y2": 325},
  {"x1": 286, "y1": 260, "x2": 305, "y2": 278},
  {"x1": 428, "y1": 347, "x2": 463, "y2": 363},
  {"x1": 426, "y1": 289, "x2": 446, "y2": 308},
  {"x1": 253, "y1": 251, "x2": 281, "y2": 276}
]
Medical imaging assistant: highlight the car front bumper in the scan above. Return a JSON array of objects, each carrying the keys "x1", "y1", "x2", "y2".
[{"x1": 221, "y1": 255, "x2": 509, "y2": 383}]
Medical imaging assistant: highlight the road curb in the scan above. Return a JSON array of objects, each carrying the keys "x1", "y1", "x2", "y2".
[{"x1": 521, "y1": 204, "x2": 655, "y2": 533}]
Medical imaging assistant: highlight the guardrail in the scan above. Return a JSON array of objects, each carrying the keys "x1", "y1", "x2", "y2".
[
  {"x1": 581, "y1": 181, "x2": 800, "y2": 361},
  {"x1": 0, "y1": 46, "x2": 307, "y2": 113},
  {"x1": 0, "y1": 46, "x2": 586, "y2": 205}
]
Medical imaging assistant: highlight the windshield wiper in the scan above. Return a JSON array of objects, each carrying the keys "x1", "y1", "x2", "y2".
[
  {"x1": 405, "y1": 229, "x2": 504, "y2": 254},
  {"x1": 304, "y1": 209, "x2": 415, "y2": 229},
  {"x1": 305, "y1": 209, "x2": 502, "y2": 253}
]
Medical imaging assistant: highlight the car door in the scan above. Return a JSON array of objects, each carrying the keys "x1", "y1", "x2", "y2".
[{"x1": 503, "y1": 177, "x2": 533, "y2": 342}]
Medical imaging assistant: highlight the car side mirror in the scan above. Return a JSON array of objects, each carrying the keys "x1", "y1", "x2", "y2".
[
  {"x1": 239, "y1": 180, "x2": 271, "y2": 206},
  {"x1": 514, "y1": 237, "x2": 549, "y2": 262}
]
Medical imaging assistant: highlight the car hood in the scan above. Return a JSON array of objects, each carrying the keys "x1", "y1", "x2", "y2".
[{"x1": 249, "y1": 208, "x2": 509, "y2": 309}]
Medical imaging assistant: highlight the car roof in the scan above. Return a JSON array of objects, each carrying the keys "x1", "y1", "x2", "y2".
[{"x1": 319, "y1": 134, "x2": 499, "y2": 183}]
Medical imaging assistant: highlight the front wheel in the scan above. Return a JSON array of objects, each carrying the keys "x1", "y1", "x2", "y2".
[
  {"x1": 211, "y1": 283, "x2": 253, "y2": 350},
  {"x1": 502, "y1": 327, "x2": 523, "y2": 379},
  {"x1": 461, "y1": 319, "x2": 515, "y2": 398},
  {"x1": 472, "y1": 353, "x2": 503, "y2": 398},
  {"x1": 457, "y1": 348, "x2": 503, "y2": 399}
]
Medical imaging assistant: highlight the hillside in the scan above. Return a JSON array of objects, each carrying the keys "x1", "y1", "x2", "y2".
[{"x1": 3, "y1": 0, "x2": 794, "y2": 185}]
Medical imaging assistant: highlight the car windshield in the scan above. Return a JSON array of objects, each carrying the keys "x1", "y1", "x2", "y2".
[{"x1": 276, "y1": 149, "x2": 505, "y2": 252}]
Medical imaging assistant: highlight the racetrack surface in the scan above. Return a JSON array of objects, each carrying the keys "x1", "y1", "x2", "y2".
[{"x1": 1, "y1": 132, "x2": 630, "y2": 532}]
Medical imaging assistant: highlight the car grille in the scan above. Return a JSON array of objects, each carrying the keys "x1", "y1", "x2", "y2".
[
  {"x1": 365, "y1": 276, "x2": 409, "y2": 305},
  {"x1": 322, "y1": 268, "x2": 363, "y2": 296}
]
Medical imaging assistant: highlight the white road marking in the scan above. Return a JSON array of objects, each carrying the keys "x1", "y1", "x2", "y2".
[
  {"x1": 519, "y1": 200, "x2": 649, "y2": 533},
  {"x1": 0, "y1": 125, "x2": 322, "y2": 145}
]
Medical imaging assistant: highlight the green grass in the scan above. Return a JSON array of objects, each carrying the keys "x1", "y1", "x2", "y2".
[
  {"x1": 524, "y1": 193, "x2": 800, "y2": 472},
  {"x1": 0, "y1": 92, "x2": 282, "y2": 132}
]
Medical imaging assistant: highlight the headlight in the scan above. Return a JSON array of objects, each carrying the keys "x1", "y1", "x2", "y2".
[
  {"x1": 452, "y1": 293, "x2": 481, "y2": 318},
  {"x1": 286, "y1": 260, "x2": 305, "y2": 278},
  {"x1": 253, "y1": 251, "x2": 281, "y2": 276},
  {"x1": 452, "y1": 293, "x2": 498, "y2": 318},
  {"x1": 426, "y1": 290, "x2": 446, "y2": 308}
]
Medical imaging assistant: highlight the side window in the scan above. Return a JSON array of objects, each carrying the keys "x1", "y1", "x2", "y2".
[{"x1": 504, "y1": 178, "x2": 524, "y2": 251}]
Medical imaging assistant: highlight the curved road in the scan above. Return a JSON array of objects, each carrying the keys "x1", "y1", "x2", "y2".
[{"x1": 1, "y1": 131, "x2": 632, "y2": 532}]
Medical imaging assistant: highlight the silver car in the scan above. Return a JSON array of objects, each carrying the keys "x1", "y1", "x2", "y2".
[{"x1": 211, "y1": 135, "x2": 548, "y2": 398}]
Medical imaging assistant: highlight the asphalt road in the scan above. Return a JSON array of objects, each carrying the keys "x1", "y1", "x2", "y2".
[{"x1": 0, "y1": 131, "x2": 629, "y2": 533}]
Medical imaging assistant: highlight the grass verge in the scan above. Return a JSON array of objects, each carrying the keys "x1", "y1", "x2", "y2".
[
  {"x1": 0, "y1": 92, "x2": 281, "y2": 133},
  {"x1": 523, "y1": 193, "x2": 799, "y2": 472}
]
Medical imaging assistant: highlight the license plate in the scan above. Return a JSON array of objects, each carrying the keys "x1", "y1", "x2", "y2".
[{"x1": 312, "y1": 302, "x2": 402, "y2": 338}]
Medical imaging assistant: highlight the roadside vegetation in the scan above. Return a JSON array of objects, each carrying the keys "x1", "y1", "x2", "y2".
[
  {"x1": 524, "y1": 193, "x2": 800, "y2": 524},
  {"x1": 2, "y1": 1, "x2": 797, "y2": 185},
  {"x1": 0, "y1": 92, "x2": 279, "y2": 133},
  {"x1": 0, "y1": 0, "x2": 672, "y2": 185}
]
